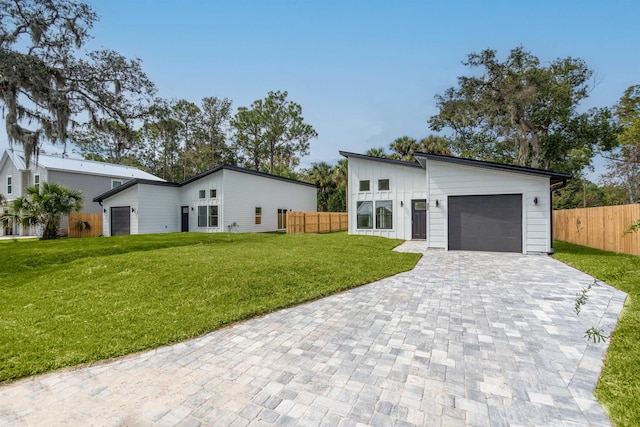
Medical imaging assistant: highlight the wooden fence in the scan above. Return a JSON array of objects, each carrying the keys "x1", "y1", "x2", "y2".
[
  {"x1": 68, "y1": 212, "x2": 103, "y2": 238},
  {"x1": 286, "y1": 212, "x2": 348, "y2": 234},
  {"x1": 553, "y1": 204, "x2": 640, "y2": 256}
]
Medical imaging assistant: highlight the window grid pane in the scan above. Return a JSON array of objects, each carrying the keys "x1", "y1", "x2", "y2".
[
  {"x1": 378, "y1": 179, "x2": 389, "y2": 191},
  {"x1": 209, "y1": 206, "x2": 218, "y2": 227},
  {"x1": 356, "y1": 201, "x2": 373, "y2": 229},
  {"x1": 198, "y1": 190, "x2": 206, "y2": 199},
  {"x1": 210, "y1": 189, "x2": 216, "y2": 198},
  {"x1": 359, "y1": 180, "x2": 370, "y2": 191},
  {"x1": 197, "y1": 206, "x2": 207, "y2": 227},
  {"x1": 375, "y1": 201, "x2": 393, "y2": 229}
]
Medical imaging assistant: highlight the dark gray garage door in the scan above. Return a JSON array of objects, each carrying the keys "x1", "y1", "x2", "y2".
[
  {"x1": 448, "y1": 194, "x2": 522, "y2": 252},
  {"x1": 110, "y1": 206, "x2": 131, "y2": 236}
]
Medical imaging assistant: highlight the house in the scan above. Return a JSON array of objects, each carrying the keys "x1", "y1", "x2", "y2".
[
  {"x1": 93, "y1": 164, "x2": 318, "y2": 236},
  {"x1": 339, "y1": 151, "x2": 570, "y2": 254},
  {"x1": 0, "y1": 149, "x2": 164, "y2": 236}
]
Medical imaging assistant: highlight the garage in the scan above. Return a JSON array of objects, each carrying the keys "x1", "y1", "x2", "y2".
[
  {"x1": 110, "y1": 206, "x2": 131, "y2": 236},
  {"x1": 448, "y1": 194, "x2": 522, "y2": 252}
]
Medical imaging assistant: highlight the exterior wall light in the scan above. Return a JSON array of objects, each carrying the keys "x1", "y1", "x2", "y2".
[
  {"x1": 400, "y1": 201, "x2": 404, "y2": 207},
  {"x1": 435, "y1": 199, "x2": 439, "y2": 207},
  {"x1": 131, "y1": 207, "x2": 136, "y2": 213},
  {"x1": 533, "y1": 197, "x2": 538, "y2": 205}
]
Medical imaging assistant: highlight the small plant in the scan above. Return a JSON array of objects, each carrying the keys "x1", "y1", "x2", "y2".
[
  {"x1": 574, "y1": 279, "x2": 608, "y2": 343},
  {"x1": 623, "y1": 219, "x2": 640, "y2": 236},
  {"x1": 75, "y1": 220, "x2": 92, "y2": 231}
]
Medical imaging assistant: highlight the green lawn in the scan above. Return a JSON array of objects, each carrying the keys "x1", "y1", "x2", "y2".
[
  {"x1": 553, "y1": 241, "x2": 640, "y2": 427},
  {"x1": 0, "y1": 232, "x2": 420, "y2": 384}
]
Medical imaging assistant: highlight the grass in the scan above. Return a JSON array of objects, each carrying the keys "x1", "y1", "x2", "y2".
[
  {"x1": 0, "y1": 232, "x2": 420, "y2": 384},
  {"x1": 553, "y1": 241, "x2": 640, "y2": 427}
]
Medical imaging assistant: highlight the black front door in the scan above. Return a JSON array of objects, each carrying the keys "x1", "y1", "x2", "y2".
[
  {"x1": 181, "y1": 206, "x2": 189, "y2": 232},
  {"x1": 412, "y1": 199, "x2": 427, "y2": 239}
]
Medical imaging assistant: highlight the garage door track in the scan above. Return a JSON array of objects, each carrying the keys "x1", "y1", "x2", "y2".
[{"x1": 0, "y1": 245, "x2": 626, "y2": 426}]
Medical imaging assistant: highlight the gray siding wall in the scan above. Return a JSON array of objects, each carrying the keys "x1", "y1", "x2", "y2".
[
  {"x1": 47, "y1": 171, "x2": 127, "y2": 214},
  {"x1": 0, "y1": 157, "x2": 22, "y2": 200},
  {"x1": 426, "y1": 160, "x2": 551, "y2": 254},
  {"x1": 138, "y1": 185, "x2": 180, "y2": 234},
  {"x1": 221, "y1": 169, "x2": 317, "y2": 233},
  {"x1": 347, "y1": 158, "x2": 426, "y2": 240}
]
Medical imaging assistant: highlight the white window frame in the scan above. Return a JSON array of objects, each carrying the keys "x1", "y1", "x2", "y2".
[
  {"x1": 210, "y1": 189, "x2": 217, "y2": 198},
  {"x1": 197, "y1": 206, "x2": 207, "y2": 227},
  {"x1": 6, "y1": 176, "x2": 12, "y2": 195},
  {"x1": 378, "y1": 179, "x2": 390, "y2": 191},
  {"x1": 198, "y1": 189, "x2": 206, "y2": 199},
  {"x1": 34, "y1": 174, "x2": 40, "y2": 191},
  {"x1": 111, "y1": 179, "x2": 123, "y2": 189},
  {"x1": 208, "y1": 206, "x2": 218, "y2": 227}
]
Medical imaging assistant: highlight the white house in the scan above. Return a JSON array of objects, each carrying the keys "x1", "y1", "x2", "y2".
[
  {"x1": 0, "y1": 150, "x2": 163, "y2": 236},
  {"x1": 93, "y1": 164, "x2": 318, "y2": 236},
  {"x1": 340, "y1": 151, "x2": 570, "y2": 254}
]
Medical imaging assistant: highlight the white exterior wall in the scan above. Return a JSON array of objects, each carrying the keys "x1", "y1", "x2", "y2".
[
  {"x1": 101, "y1": 186, "x2": 139, "y2": 236},
  {"x1": 348, "y1": 158, "x2": 426, "y2": 240},
  {"x1": 221, "y1": 169, "x2": 317, "y2": 233},
  {"x1": 179, "y1": 172, "x2": 225, "y2": 232},
  {"x1": 0, "y1": 156, "x2": 22, "y2": 200},
  {"x1": 138, "y1": 185, "x2": 180, "y2": 234},
  {"x1": 425, "y1": 160, "x2": 551, "y2": 254}
]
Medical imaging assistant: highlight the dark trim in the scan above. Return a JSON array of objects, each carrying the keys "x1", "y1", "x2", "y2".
[
  {"x1": 178, "y1": 164, "x2": 317, "y2": 188},
  {"x1": 94, "y1": 164, "x2": 316, "y2": 202},
  {"x1": 413, "y1": 152, "x2": 571, "y2": 185},
  {"x1": 339, "y1": 151, "x2": 423, "y2": 169},
  {"x1": 93, "y1": 179, "x2": 179, "y2": 202}
]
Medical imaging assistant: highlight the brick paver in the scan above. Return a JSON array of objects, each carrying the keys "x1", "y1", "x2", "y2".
[{"x1": 0, "y1": 244, "x2": 626, "y2": 426}]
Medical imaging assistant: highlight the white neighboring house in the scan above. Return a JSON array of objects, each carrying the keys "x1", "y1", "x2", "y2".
[
  {"x1": 340, "y1": 151, "x2": 571, "y2": 254},
  {"x1": 0, "y1": 150, "x2": 164, "y2": 236},
  {"x1": 93, "y1": 164, "x2": 318, "y2": 236}
]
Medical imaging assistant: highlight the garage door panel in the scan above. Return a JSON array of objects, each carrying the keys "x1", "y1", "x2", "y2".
[
  {"x1": 111, "y1": 206, "x2": 131, "y2": 236},
  {"x1": 448, "y1": 194, "x2": 522, "y2": 252}
]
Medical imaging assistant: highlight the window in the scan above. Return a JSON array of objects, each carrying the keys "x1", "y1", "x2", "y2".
[
  {"x1": 198, "y1": 190, "x2": 206, "y2": 199},
  {"x1": 359, "y1": 180, "x2": 370, "y2": 191},
  {"x1": 6, "y1": 176, "x2": 12, "y2": 195},
  {"x1": 209, "y1": 206, "x2": 218, "y2": 227},
  {"x1": 111, "y1": 179, "x2": 123, "y2": 189},
  {"x1": 277, "y1": 208, "x2": 287, "y2": 230},
  {"x1": 376, "y1": 201, "x2": 393, "y2": 229},
  {"x1": 378, "y1": 179, "x2": 389, "y2": 191},
  {"x1": 197, "y1": 206, "x2": 207, "y2": 227},
  {"x1": 210, "y1": 189, "x2": 217, "y2": 198},
  {"x1": 255, "y1": 207, "x2": 262, "y2": 224},
  {"x1": 356, "y1": 201, "x2": 373, "y2": 229},
  {"x1": 34, "y1": 174, "x2": 40, "y2": 191}
]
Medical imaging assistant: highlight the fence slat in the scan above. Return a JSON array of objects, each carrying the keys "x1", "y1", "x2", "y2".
[
  {"x1": 286, "y1": 212, "x2": 348, "y2": 234},
  {"x1": 553, "y1": 205, "x2": 640, "y2": 256},
  {"x1": 68, "y1": 213, "x2": 103, "y2": 238}
]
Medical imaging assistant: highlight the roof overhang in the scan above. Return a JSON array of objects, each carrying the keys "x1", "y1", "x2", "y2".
[
  {"x1": 338, "y1": 151, "x2": 423, "y2": 169},
  {"x1": 413, "y1": 152, "x2": 571, "y2": 185}
]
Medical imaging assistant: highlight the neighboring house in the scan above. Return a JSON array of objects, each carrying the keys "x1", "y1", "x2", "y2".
[
  {"x1": 93, "y1": 164, "x2": 318, "y2": 236},
  {"x1": 340, "y1": 151, "x2": 571, "y2": 254},
  {"x1": 0, "y1": 150, "x2": 163, "y2": 236}
]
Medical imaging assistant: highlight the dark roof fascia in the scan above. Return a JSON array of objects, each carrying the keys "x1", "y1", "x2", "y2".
[
  {"x1": 413, "y1": 152, "x2": 571, "y2": 185},
  {"x1": 93, "y1": 179, "x2": 179, "y2": 202},
  {"x1": 178, "y1": 164, "x2": 317, "y2": 188},
  {"x1": 338, "y1": 151, "x2": 423, "y2": 169}
]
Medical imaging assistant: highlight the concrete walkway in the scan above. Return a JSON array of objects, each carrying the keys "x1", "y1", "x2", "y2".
[{"x1": 0, "y1": 244, "x2": 626, "y2": 426}]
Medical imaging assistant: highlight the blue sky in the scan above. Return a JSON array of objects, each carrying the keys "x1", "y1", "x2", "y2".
[{"x1": 2, "y1": 0, "x2": 639, "y2": 179}]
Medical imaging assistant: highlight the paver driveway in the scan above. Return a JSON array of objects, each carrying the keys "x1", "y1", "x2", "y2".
[{"x1": 0, "y1": 244, "x2": 626, "y2": 426}]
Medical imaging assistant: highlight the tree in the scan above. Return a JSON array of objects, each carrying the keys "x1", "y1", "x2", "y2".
[
  {"x1": 139, "y1": 101, "x2": 183, "y2": 181},
  {"x1": 328, "y1": 159, "x2": 348, "y2": 212},
  {"x1": 389, "y1": 136, "x2": 418, "y2": 161},
  {"x1": 0, "y1": 0, "x2": 156, "y2": 165},
  {"x1": 603, "y1": 85, "x2": 640, "y2": 203},
  {"x1": 419, "y1": 135, "x2": 452, "y2": 155},
  {"x1": 12, "y1": 182, "x2": 83, "y2": 239},
  {"x1": 428, "y1": 46, "x2": 617, "y2": 174},
  {"x1": 194, "y1": 97, "x2": 234, "y2": 169},
  {"x1": 231, "y1": 91, "x2": 317, "y2": 175},
  {"x1": 365, "y1": 147, "x2": 387, "y2": 158},
  {"x1": 305, "y1": 162, "x2": 335, "y2": 212}
]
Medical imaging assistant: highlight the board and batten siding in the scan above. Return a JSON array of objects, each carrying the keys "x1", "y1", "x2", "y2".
[
  {"x1": 221, "y1": 169, "x2": 317, "y2": 233},
  {"x1": 179, "y1": 172, "x2": 225, "y2": 232},
  {"x1": 101, "y1": 185, "x2": 139, "y2": 236},
  {"x1": 348, "y1": 158, "x2": 426, "y2": 240},
  {"x1": 425, "y1": 160, "x2": 551, "y2": 253},
  {"x1": 0, "y1": 157, "x2": 22, "y2": 199},
  {"x1": 138, "y1": 185, "x2": 180, "y2": 234}
]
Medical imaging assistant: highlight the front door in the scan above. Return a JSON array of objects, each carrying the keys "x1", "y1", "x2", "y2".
[
  {"x1": 412, "y1": 199, "x2": 427, "y2": 239},
  {"x1": 181, "y1": 206, "x2": 189, "y2": 232}
]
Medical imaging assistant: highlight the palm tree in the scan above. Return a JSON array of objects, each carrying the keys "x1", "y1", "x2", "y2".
[
  {"x1": 365, "y1": 147, "x2": 387, "y2": 158},
  {"x1": 306, "y1": 162, "x2": 335, "y2": 212},
  {"x1": 419, "y1": 135, "x2": 452, "y2": 156},
  {"x1": 329, "y1": 159, "x2": 348, "y2": 212},
  {"x1": 389, "y1": 136, "x2": 418, "y2": 161},
  {"x1": 13, "y1": 182, "x2": 84, "y2": 239}
]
